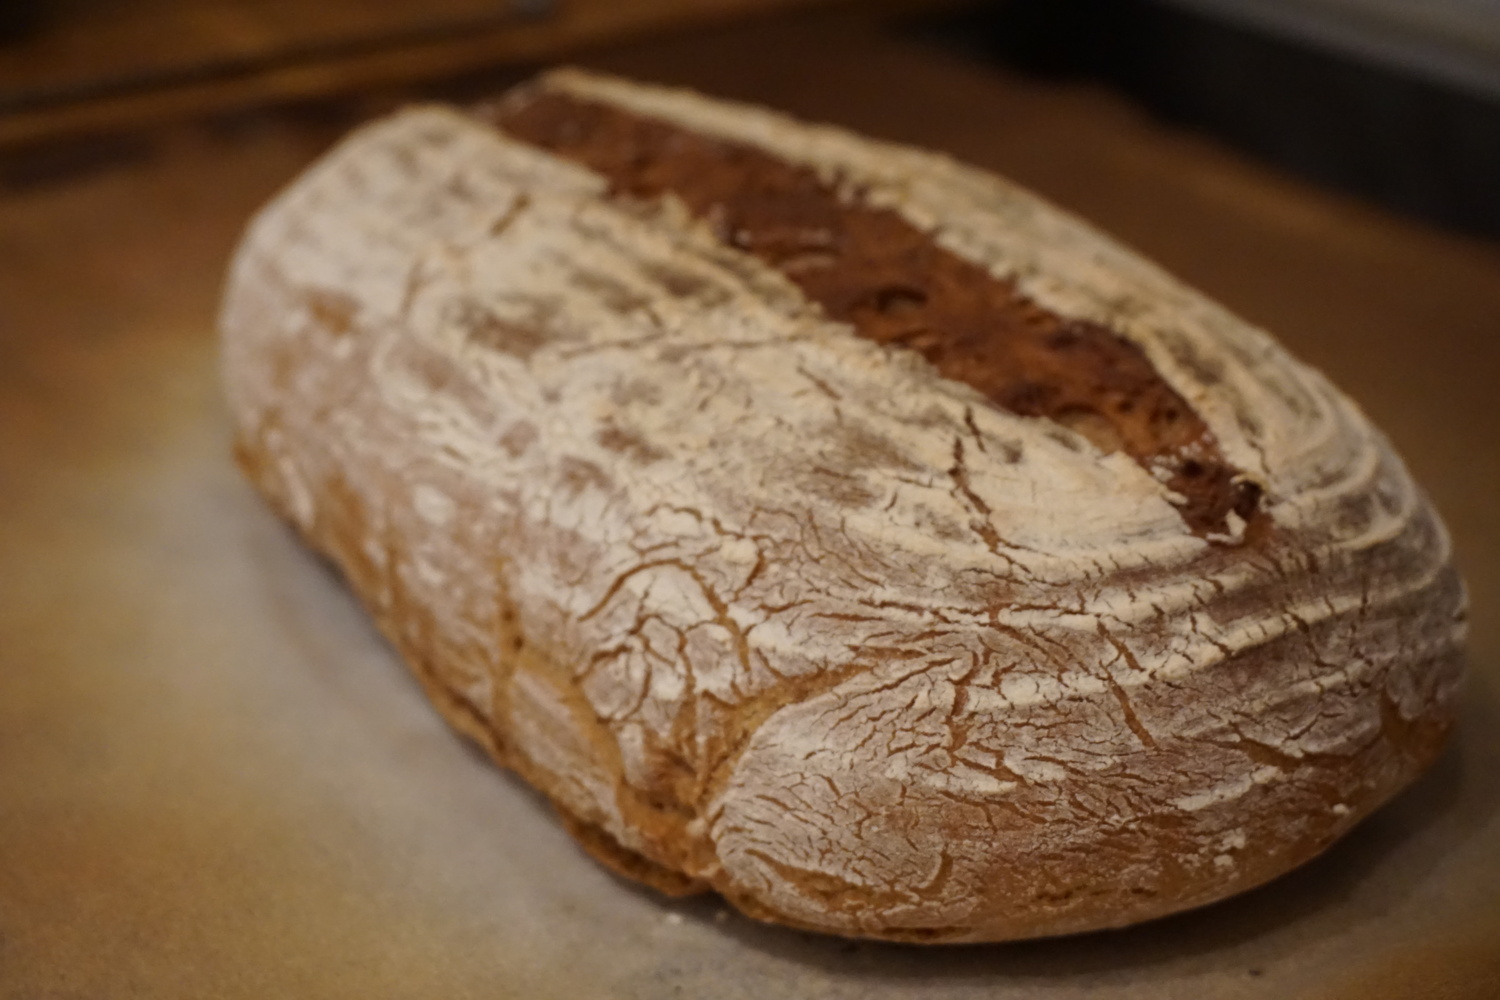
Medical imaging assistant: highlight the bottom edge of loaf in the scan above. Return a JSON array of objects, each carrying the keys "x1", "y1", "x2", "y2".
[{"x1": 235, "y1": 436, "x2": 1459, "y2": 944}]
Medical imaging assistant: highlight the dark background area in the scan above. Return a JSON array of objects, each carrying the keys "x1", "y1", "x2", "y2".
[
  {"x1": 915, "y1": 0, "x2": 1500, "y2": 240},
  {"x1": 2, "y1": 0, "x2": 1500, "y2": 239},
  {"x1": 2, "y1": 0, "x2": 1499, "y2": 239}
]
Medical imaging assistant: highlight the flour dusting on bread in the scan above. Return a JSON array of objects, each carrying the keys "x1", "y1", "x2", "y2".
[{"x1": 220, "y1": 70, "x2": 1465, "y2": 942}]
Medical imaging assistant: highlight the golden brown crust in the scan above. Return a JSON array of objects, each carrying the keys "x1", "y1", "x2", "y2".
[
  {"x1": 219, "y1": 70, "x2": 1466, "y2": 942},
  {"x1": 556, "y1": 811, "x2": 708, "y2": 898}
]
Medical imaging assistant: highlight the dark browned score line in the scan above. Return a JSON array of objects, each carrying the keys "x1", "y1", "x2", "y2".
[{"x1": 482, "y1": 87, "x2": 1263, "y2": 540}]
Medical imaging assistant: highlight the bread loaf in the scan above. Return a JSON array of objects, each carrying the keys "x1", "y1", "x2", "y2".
[{"x1": 219, "y1": 69, "x2": 1467, "y2": 942}]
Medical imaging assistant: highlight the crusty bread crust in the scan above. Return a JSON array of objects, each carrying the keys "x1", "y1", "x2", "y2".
[{"x1": 219, "y1": 69, "x2": 1466, "y2": 942}]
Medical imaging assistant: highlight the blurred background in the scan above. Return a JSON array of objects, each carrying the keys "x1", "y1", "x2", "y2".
[{"x1": 1, "y1": 0, "x2": 1498, "y2": 237}]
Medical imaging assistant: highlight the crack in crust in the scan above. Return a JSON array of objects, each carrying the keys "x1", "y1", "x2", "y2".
[
  {"x1": 483, "y1": 86, "x2": 1265, "y2": 541},
  {"x1": 219, "y1": 72, "x2": 1467, "y2": 943}
]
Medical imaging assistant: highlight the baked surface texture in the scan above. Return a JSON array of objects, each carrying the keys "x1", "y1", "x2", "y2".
[{"x1": 219, "y1": 69, "x2": 1466, "y2": 942}]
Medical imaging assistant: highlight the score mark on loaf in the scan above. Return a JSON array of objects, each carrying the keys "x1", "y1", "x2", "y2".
[{"x1": 220, "y1": 69, "x2": 1466, "y2": 942}]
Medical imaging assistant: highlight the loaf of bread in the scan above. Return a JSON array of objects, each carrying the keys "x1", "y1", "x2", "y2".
[{"x1": 219, "y1": 69, "x2": 1466, "y2": 942}]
